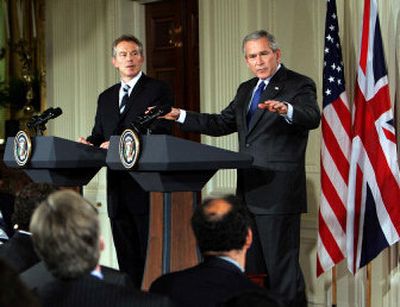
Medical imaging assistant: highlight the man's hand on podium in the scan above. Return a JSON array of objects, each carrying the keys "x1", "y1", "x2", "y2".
[
  {"x1": 99, "y1": 141, "x2": 109, "y2": 149},
  {"x1": 78, "y1": 137, "x2": 93, "y2": 146},
  {"x1": 78, "y1": 137, "x2": 109, "y2": 149}
]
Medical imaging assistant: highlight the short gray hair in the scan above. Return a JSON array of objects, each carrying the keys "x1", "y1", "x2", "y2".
[
  {"x1": 112, "y1": 34, "x2": 144, "y2": 57},
  {"x1": 242, "y1": 30, "x2": 279, "y2": 54},
  {"x1": 30, "y1": 190, "x2": 99, "y2": 280}
]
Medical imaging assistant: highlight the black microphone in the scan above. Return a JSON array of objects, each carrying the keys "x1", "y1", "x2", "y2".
[
  {"x1": 27, "y1": 107, "x2": 63, "y2": 129},
  {"x1": 134, "y1": 105, "x2": 172, "y2": 129}
]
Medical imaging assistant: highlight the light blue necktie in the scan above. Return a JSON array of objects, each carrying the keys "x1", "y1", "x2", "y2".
[
  {"x1": 247, "y1": 81, "x2": 265, "y2": 125},
  {"x1": 119, "y1": 84, "x2": 130, "y2": 113}
]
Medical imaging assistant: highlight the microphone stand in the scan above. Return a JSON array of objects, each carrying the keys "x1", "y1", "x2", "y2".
[
  {"x1": 28, "y1": 120, "x2": 48, "y2": 136},
  {"x1": 35, "y1": 123, "x2": 47, "y2": 136},
  {"x1": 130, "y1": 122, "x2": 153, "y2": 136}
]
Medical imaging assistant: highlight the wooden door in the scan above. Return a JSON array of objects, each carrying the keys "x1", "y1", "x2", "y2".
[{"x1": 145, "y1": 0, "x2": 200, "y2": 141}]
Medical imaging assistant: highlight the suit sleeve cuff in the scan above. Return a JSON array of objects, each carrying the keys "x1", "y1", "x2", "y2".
[
  {"x1": 176, "y1": 109, "x2": 187, "y2": 123},
  {"x1": 282, "y1": 102, "x2": 293, "y2": 124}
]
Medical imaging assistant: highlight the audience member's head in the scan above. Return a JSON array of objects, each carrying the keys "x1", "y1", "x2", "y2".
[
  {"x1": 0, "y1": 258, "x2": 40, "y2": 307},
  {"x1": 30, "y1": 190, "x2": 100, "y2": 280},
  {"x1": 12, "y1": 182, "x2": 57, "y2": 231},
  {"x1": 191, "y1": 195, "x2": 252, "y2": 254}
]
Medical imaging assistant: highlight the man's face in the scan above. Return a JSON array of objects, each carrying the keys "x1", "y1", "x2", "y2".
[
  {"x1": 244, "y1": 37, "x2": 281, "y2": 80},
  {"x1": 112, "y1": 41, "x2": 144, "y2": 81}
]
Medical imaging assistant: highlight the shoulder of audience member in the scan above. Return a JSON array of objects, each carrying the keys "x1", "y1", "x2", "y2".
[
  {"x1": 148, "y1": 269, "x2": 192, "y2": 294},
  {"x1": 136, "y1": 290, "x2": 176, "y2": 307},
  {"x1": 220, "y1": 288, "x2": 286, "y2": 307}
]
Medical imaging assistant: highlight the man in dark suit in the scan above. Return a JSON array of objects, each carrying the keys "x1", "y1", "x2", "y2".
[
  {"x1": 0, "y1": 172, "x2": 15, "y2": 243},
  {"x1": 0, "y1": 258, "x2": 40, "y2": 307},
  {"x1": 79, "y1": 34, "x2": 173, "y2": 288},
  {"x1": 20, "y1": 260, "x2": 135, "y2": 291},
  {"x1": 0, "y1": 183, "x2": 57, "y2": 272},
  {"x1": 160, "y1": 30, "x2": 320, "y2": 306},
  {"x1": 30, "y1": 190, "x2": 173, "y2": 307},
  {"x1": 150, "y1": 195, "x2": 281, "y2": 307}
]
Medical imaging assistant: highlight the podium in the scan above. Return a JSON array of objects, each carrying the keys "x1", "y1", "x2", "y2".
[
  {"x1": 3, "y1": 136, "x2": 106, "y2": 186},
  {"x1": 107, "y1": 134, "x2": 253, "y2": 289},
  {"x1": 4, "y1": 134, "x2": 253, "y2": 290}
]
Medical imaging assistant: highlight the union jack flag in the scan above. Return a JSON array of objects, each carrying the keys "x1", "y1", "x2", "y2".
[
  {"x1": 317, "y1": 0, "x2": 351, "y2": 277},
  {"x1": 346, "y1": 0, "x2": 400, "y2": 273}
]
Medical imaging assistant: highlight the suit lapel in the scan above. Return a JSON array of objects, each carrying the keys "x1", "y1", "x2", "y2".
[
  {"x1": 105, "y1": 85, "x2": 121, "y2": 135},
  {"x1": 112, "y1": 85, "x2": 120, "y2": 114},
  {"x1": 119, "y1": 74, "x2": 147, "y2": 120}
]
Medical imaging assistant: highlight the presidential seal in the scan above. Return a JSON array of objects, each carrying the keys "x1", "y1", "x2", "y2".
[
  {"x1": 13, "y1": 130, "x2": 32, "y2": 167},
  {"x1": 119, "y1": 129, "x2": 141, "y2": 169}
]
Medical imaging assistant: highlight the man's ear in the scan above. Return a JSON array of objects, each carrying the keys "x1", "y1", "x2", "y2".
[
  {"x1": 99, "y1": 235, "x2": 105, "y2": 252},
  {"x1": 244, "y1": 228, "x2": 253, "y2": 249},
  {"x1": 112, "y1": 57, "x2": 118, "y2": 69}
]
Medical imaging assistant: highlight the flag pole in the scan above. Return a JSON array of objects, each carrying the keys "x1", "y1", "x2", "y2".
[
  {"x1": 332, "y1": 266, "x2": 337, "y2": 307},
  {"x1": 366, "y1": 263, "x2": 372, "y2": 307}
]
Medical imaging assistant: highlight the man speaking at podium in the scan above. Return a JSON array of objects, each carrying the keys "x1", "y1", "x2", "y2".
[
  {"x1": 79, "y1": 34, "x2": 173, "y2": 288},
  {"x1": 159, "y1": 30, "x2": 320, "y2": 306}
]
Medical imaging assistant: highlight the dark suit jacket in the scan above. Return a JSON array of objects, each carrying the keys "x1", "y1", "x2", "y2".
[
  {"x1": 86, "y1": 73, "x2": 173, "y2": 218},
  {"x1": 87, "y1": 73, "x2": 172, "y2": 146},
  {"x1": 20, "y1": 261, "x2": 134, "y2": 291},
  {"x1": 0, "y1": 231, "x2": 39, "y2": 273},
  {"x1": 35, "y1": 274, "x2": 174, "y2": 307},
  {"x1": 0, "y1": 192, "x2": 15, "y2": 238},
  {"x1": 149, "y1": 257, "x2": 262, "y2": 307},
  {"x1": 180, "y1": 65, "x2": 320, "y2": 214}
]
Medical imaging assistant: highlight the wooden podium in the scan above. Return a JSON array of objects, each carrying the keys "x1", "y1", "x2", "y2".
[{"x1": 106, "y1": 134, "x2": 253, "y2": 289}]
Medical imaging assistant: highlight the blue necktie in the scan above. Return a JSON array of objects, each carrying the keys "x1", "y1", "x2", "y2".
[
  {"x1": 247, "y1": 81, "x2": 265, "y2": 125},
  {"x1": 119, "y1": 84, "x2": 130, "y2": 113}
]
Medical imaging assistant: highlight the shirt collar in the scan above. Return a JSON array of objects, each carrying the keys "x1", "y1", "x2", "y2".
[
  {"x1": 121, "y1": 71, "x2": 143, "y2": 94},
  {"x1": 217, "y1": 256, "x2": 244, "y2": 272},
  {"x1": 16, "y1": 230, "x2": 32, "y2": 236},
  {"x1": 257, "y1": 63, "x2": 281, "y2": 87},
  {"x1": 90, "y1": 269, "x2": 104, "y2": 280}
]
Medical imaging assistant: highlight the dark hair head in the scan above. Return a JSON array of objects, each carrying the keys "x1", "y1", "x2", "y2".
[
  {"x1": 11, "y1": 183, "x2": 57, "y2": 231},
  {"x1": 191, "y1": 195, "x2": 252, "y2": 253},
  {"x1": 112, "y1": 34, "x2": 144, "y2": 57}
]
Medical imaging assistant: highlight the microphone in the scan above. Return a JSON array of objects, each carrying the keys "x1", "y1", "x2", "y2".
[
  {"x1": 27, "y1": 107, "x2": 63, "y2": 129},
  {"x1": 133, "y1": 105, "x2": 171, "y2": 129}
]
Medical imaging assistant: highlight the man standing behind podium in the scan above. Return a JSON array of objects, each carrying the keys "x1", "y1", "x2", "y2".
[
  {"x1": 79, "y1": 34, "x2": 173, "y2": 288},
  {"x1": 159, "y1": 30, "x2": 320, "y2": 305}
]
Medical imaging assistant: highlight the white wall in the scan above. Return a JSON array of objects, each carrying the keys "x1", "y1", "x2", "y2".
[{"x1": 46, "y1": 0, "x2": 400, "y2": 305}]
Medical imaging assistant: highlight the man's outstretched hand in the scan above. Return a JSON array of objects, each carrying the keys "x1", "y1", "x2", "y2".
[{"x1": 258, "y1": 100, "x2": 288, "y2": 115}]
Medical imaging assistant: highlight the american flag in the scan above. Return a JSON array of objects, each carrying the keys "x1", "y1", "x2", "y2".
[
  {"x1": 346, "y1": 0, "x2": 400, "y2": 273},
  {"x1": 317, "y1": 0, "x2": 351, "y2": 277}
]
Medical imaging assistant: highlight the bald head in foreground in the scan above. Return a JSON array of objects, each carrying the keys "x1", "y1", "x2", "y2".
[{"x1": 150, "y1": 195, "x2": 282, "y2": 307}]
